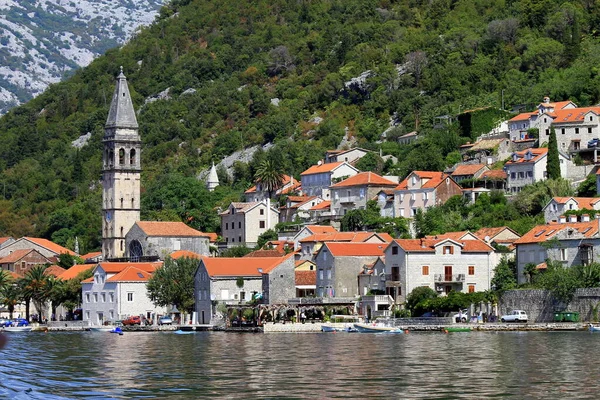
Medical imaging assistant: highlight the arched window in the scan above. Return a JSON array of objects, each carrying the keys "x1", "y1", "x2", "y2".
[
  {"x1": 129, "y1": 240, "x2": 143, "y2": 261},
  {"x1": 119, "y1": 148, "x2": 125, "y2": 165},
  {"x1": 130, "y1": 149, "x2": 136, "y2": 165}
]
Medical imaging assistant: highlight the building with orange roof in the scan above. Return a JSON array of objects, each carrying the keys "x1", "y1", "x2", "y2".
[
  {"x1": 383, "y1": 237, "x2": 496, "y2": 304},
  {"x1": 0, "y1": 248, "x2": 51, "y2": 277},
  {"x1": 513, "y1": 217, "x2": 600, "y2": 284},
  {"x1": 504, "y1": 148, "x2": 571, "y2": 194},
  {"x1": 170, "y1": 250, "x2": 203, "y2": 259},
  {"x1": 298, "y1": 231, "x2": 391, "y2": 260},
  {"x1": 0, "y1": 237, "x2": 76, "y2": 259},
  {"x1": 314, "y1": 242, "x2": 386, "y2": 298},
  {"x1": 290, "y1": 225, "x2": 338, "y2": 250},
  {"x1": 57, "y1": 264, "x2": 95, "y2": 281},
  {"x1": 0, "y1": 237, "x2": 15, "y2": 249},
  {"x1": 538, "y1": 104, "x2": 600, "y2": 152},
  {"x1": 473, "y1": 227, "x2": 520, "y2": 247},
  {"x1": 279, "y1": 195, "x2": 326, "y2": 223},
  {"x1": 300, "y1": 161, "x2": 359, "y2": 199},
  {"x1": 329, "y1": 172, "x2": 398, "y2": 219},
  {"x1": 125, "y1": 221, "x2": 211, "y2": 261},
  {"x1": 244, "y1": 174, "x2": 301, "y2": 202},
  {"x1": 357, "y1": 257, "x2": 393, "y2": 318},
  {"x1": 394, "y1": 171, "x2": 463, "y2": 218},
  {"x1": 324, "y1": 147, "x2": 370, "y2": 164},
  {"x1": 542, "y1": 197, "x2": 600, "y2": 223},
  {"x1": 44, "y1": 265, "x2": 67, "y2": 277},
  {"x1": 81, "y1": 261, "x2": 164, "y2": 326},
  {"x1": 220, "y1": 201, "x2": 280, "y2": 248},
  {"x1": 508, "y1": 97, "x2": 576, "y2": 142},
  {"x1": 450, "y1": 164, "x2": 489, "y2": 183},
  {"x1": 194, "y1": 255, "x2": 295, "y2": 324},
  {"x1": 80, "y1": 251, "x2": 103, "y2": 263}
]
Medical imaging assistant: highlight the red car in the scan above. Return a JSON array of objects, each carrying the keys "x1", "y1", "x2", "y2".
[{"x1": 122, "y1": 316, "x2": 141, "y2": 326}]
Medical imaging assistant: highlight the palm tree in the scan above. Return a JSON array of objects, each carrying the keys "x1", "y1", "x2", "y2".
[
  {"x1": 0, "y1": 284, "x2": 21, "y2": 319},
  {"x1": 20, "y1": 265, "x2": 50, "y2": 321},
  {"x1": 46, "y1": 276, "x2": 66, "y2": 321},
  {"x1": 254, "y1": 159, "x2": 284, "y2": 200}
]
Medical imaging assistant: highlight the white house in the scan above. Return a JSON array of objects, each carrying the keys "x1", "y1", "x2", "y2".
[
  {"x1": 542, "y1": 197, "x2": 600, "y2": 223},
  {"x1": 509, "y1": 98, "x2": 575, "y2": 142},
  {"x1": 329, "y1": 172, "x2": 398, "y2": 219},
  {"x1": 300, "y1": 161, "x2": 359, "y2": 199},
  {"x1": 383, "y1": 237, "x2": 495, "y2": 304},
  {"x1": 324, "y1": 148, "x2": 370, "y2": 164},
  {"x1": 537, "y1": 106, "x2": 600, "y2": 152},
  {"x1": 244, "y1": 174, "x2": 301, "y2": 202},
  {"x1": 394, "y1": 171, "x2": 463, "y2": 218},
  {"x1": 81, "y1": 261, "x2": 165, "y2": 326},
  {"x1": 504, "y1": 148, "x2": 570, "y2": 194},
  {"x1": 220, "y1": 201, "x2": 280, "y2": 248}
]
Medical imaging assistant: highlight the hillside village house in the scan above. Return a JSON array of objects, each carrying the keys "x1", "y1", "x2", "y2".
[
  {"x1": 81, "y1": 261, "x2": 165, "y2": 326},
  {"x1": 450, "y1": 164, "x2": 489, "y2": 184},
  {"x1": 298, "y1": 231, "x2": 392, "y2": 260},
  {"x1": 244, "y1": 174, "x2": 301, "y2": 202},
  {"x1": 508, "y1": 98, "x2": 575, "y2": 142},
  {"x1": 314, "y1": 242, "x2": 386, "y2": 298},
  {"x1": 194, "y1": 256, "x2": 294, "y2": 325},
  {"x1": 0, "y1": 237, "x2": 76, "y2": 260},
  {"x1": 537, "y1": 106, "x2": 600, "y2": 152},
  {"x1": 329, "y1": 172, "x2": 398, "y2": 218},
  {"x1": 300, "y1": 161, "x2": 359, "y2": 199},
  {"x1": 290, "y1": 225, "x2": 338, "y2": 250},
  {"x1": 295, "y1": 260, "x2": 317, "y2": 297},
  {"x1": 0, "y1": 237, "x2": 15, "y2": 250},
  {"x1": 473, "y1": 226, "x2": 521, "y2": 249},
  {"x1": 279, "y1": 195, "x2": 325, "y2": 223},
  {"x1": 394, "y1": 171, "x2": 463, "y2": 218},
  {"x1": 357, "y1": 257, "x2": 393, "y2": 319},
  {"x1": 513, "y1": 217, "x2": 599, "y2": 284},
  {"x1": 307, "y1": 200, "x2": 332, "y2": 224},
  {"x1": 375, "y1": 189, "x2": 395, "y2": 218},
  {"x1": 504, "y1": 148, "x2": 570, "y2": 194},
  {"x1": 220, "y1": 201, "x2": 279, "y2": 248},
  {"x1": 324, "y1": 148, "x2": 369, "y2": 164},
  {"x1": 125, "y1": 221, "x2": 211, "y2": 260},
  {"x1": 0, "y1": 249, "x2": 51, "y2": 277},
  {"x1": 542, "y1": 197, "x2": 600, "y2": 223},
  {"x1": 383, "y1": 237, "x2": 496, "y2": 304}
]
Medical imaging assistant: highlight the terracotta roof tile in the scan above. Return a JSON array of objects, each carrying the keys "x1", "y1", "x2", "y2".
[
  {"x1": 395, "y1": 171, "x2": 448, "y2": 191},
  {"x1": 107, "y1": 266, "x2": 154, "y2": 282},
  {"x1": 514, "y1": 220, "x2": 598, "y2": 244},
  {"x1": 98, "y1": 262, "x2": 163, "y2": 274},
  {"x1": 323, "y1": 242, "x2": 386, "y2": 257},
  {"x1": 201, "y1": 255, "x2": 292, "y2": 277},
  {"x1": 309, "y1": 201, "x2": 330, "y2": 211},
  {"x1": 170, "y1": 250, "x2": 202, "y2": 259},
  {"x1": 307, "y1": 225, "x2": 338, "y2": 234},
  {"x1": 0, "y1": 249, "x2": 35, "y2": 263},
  {"x1": 473, "y1": 227, "x2": 520, "y2": 241},
  {"x1": 300, "y1": 232, "x2": 385, "y2": 243},
  {"x1": 0, "y1": 237, "x2": 13, "y2": 246},
  {"x1": 425, "y1": 231, "x2": 471, "y2": 241},
  {"x1": 505, "y1": 148, "x2": 547, "y2": 164},
  {"x1": 451, "y1": 164, "x2": 487, "y2": 176},
  {"x1": 44, "y1": 265, "x2": 66, "y2": 277},
  {"x1": 244, "y1": 249, "x2": 286, "y2": 257},
  {"x1": 23, "y1": 237, "x2": 76, "y2": 256},
  {"x1": 296, "y1": 270, "x2": 316, "y2": 285},
  {"x1": 57, "y1": 264, "x2": 95, "y2": 280},
  {"x1": 80, "y1": 251, "x2": 102, "y2": 261},
  {"x1": 509, "y1": 112, "x2": 537, "y2": 122},
  {"x1": 136, "y1": 221, "x2": 209, "y2": 237},
  {"x1": 393, "y1": 238, "x2": 493, "y2": 252},
  {"x1": 548, "y1": 107, "x2": 600, "y2": 124},
  {"x1": 301, "y1": 161, "x2": 345, "y2": 176},
  {"x1": 330, "y1": 172, "x2": 397, "y2": 188},
  {"x1": 480, "y1": 170, "x2": 507, "y2": 180},
  {"x1": 549, "y1": 197, "x2": 600, "y2": 210}
]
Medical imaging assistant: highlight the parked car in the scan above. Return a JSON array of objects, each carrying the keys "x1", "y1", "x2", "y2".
[
  {"x1": 122, "y1": 316, "x2": 141, "y2": 326},
  {"x1": 454, "y1": 309, "x2": 468, "y2": 323},
  {"x1": 158, "y1": 316, "x2": 173, "y2": 325},
  {"x1": 12, "y1": 318, "x2": 29, "y2": 326},
  {"x1": 588, "y1": 138, "x2": 600, "y2": 148},
  {"x1": 501, "y1": 310, "x2": 528, "y2": 323},
  {"x1": 0, "y1": 318, "x2": 11, "y2": 327}
]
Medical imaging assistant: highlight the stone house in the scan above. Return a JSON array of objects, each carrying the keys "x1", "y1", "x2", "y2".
[
  {"x1": 383, "y1": 237, "x2": 495, "y2": 304},
  {"x1": 295, "y1": 260, "x2": 317, "y2": 297},
  {"x1": 0, "y1": 249, "x2": 51, "y2": 277},
  {"x1": 314, "y1": 242, "x2": 386, "y2": 299},
  {"x1": 537, "y1": 105, "x2": 600, "y2": 152},
  {"x1": 450, "y1": 164, "x2": 489, "y2": 184},
  {"x1": 298, "y1": 231, "x2": 392, "y2": 260},
  {"x1": 357, "y1": 257, "x2": 393, "y2": 319},
  {"x1": 394, "y1": 171, "x2": 463, "y2": 218},
  {"x1": 0, "y1": 237, "x2": 77, "y2": 259},
  {"x1": 542, "y1": 197, "x2": 600, "y2": 223},
  {"x1": 220, "y1": 201, "x2": 280, "y2": 248},
  {"x1": 504, "y1": 148, "x2": 570, "y2": 194},
  {"x1": 244, "y1": 174, "x2": 301, "y2": 202},
  {"x1": 0, "y1": 237, "x2": 15, "y2": 250},
  {"x1": 260, "y1": 253, "x2": 296, "y2": 305},
  {"x1": 329, "y1": 172, "x2": 398, "y2": 219},
  {"x1": 513, "y1": 218, "x2": 599, "y2": 285},
  {"x1": 300, "y1": 161, "x2": 359, "y2": 200},
  {"x1": 125, "y1": 221, "x2": 211, "y2": 260},
  {"x1": 279, "y1": 196, "x2": 325, "y2": 223},
  {"x1": 375, "y1": 189, "x2": 395, "y2": 218},
  {"x1": 291, "y1": 225, "x2": 338, "y2": 250},
  {"x1": 81, "y1": 261, "x2": 165, "y2": 326},
  {"x1": 194, "y1": 256, "x2": 293, "y2": 325},
  {"x1": 508, "y1": 98, "x2": 575, "y2": 142},
  {"x1": 397, "y1": 131, "x2": 418, "y2": 145},
  {"x1": 307, "y1": 201, "x2": 332, "y2": 224},
  {"x1": 325, "y1": 148, "x2": 370, "y2": 164}
]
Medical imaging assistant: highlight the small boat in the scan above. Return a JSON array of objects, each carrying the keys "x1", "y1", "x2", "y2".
[
  {"x1": 3, "y1": 326, "x2": 33, "y2": 332},
  {"x1": 110, "y1": 327, "x2": 123, "y2": 335},
  {"x1": 444, "y1": 326, "x2": 472, "y2": 333},
  {"x1": 90, "y1": 327, "x2": 115, "y2": 332},
  {"x1": 353, "y1": 323, "x2": 403, "y2": 333},
  {"x1": 321, "y1": 325, "x2": 340, "y2": 332},
  {"x1": 174, "y1": 329, "x2": 195, "y2": 335},
  {"x1": 589, "y1": 324, "x2": 600, "y2": 332}
]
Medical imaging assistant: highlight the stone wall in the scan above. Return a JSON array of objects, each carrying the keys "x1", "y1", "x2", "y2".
[{"x1": 500, "y1": 288, "x2": 600, "y2": 322}]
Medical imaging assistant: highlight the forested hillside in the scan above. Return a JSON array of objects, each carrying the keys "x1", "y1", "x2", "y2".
[{"x1": 0, "y1": 0, "x2": 599, "y2": 253}]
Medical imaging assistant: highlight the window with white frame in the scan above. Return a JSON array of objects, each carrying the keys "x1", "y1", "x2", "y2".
[
  {"x1": 93, "y1": 293, "x2": 98, "y2": 303},
  {"x1": 127, "y1": 292, "x2": 134, "y2": 302}
]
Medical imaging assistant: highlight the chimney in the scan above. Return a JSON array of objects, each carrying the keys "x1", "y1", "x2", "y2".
[
  {"x1": 569, "y1": 214, "x2": 578, "y2": 223},
  {"x1": 559, "y1": 215, "x2": 566, "y2": 224},
  {"x1": 582, "y1": 214, "x2": 590, "y2": 222}
]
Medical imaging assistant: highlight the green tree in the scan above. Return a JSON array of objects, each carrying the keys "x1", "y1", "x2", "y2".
[
  {"x1": 0, "y1": 284, "x2": 21, "y2": 319},
  {"x1": 490, "y1": 257, "x2": 517, "y2": 293},
  {"x1": 547, "y1": 126, "x2": 561, "y2": 179},
  {"x1": 256, "y1": 229, "x2": 278, "y2": 249},
  {"x1": 221, "y1": 246, "x2": 253, "y2": 257},
  {"x1": 147, "y1": 256, "x2": 197, "y2": 315},
  {"x1": 254, "y1": 159, "x2": 284, "y2": 199},
  {"x1": 20, "y1": 265, "x2": 50, "y2": 321},
  {"x1": 405, "y1": 286, "x2": 438, "y2": 315}
]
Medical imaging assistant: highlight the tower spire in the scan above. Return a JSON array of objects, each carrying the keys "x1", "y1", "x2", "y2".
[{"x1": 105, "y1": 66, "x2": 138, "y2": 129}]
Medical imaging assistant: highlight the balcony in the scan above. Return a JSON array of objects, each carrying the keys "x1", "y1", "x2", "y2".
[
  {"x1": 385, "y1": 274, "x2": 400, "y2": 282},
  {"x1": 434, "y1": 274, "x2": 465, "y2": 283}
]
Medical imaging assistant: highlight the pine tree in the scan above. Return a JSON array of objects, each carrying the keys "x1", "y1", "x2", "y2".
[{"x1": 547, "y1": 126, "x2": 561, "y2": 179}]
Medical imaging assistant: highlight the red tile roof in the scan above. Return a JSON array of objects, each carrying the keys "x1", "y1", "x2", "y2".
[
  {"x1": 98, "y1": 262, "x2": 163, "y2": 274},
  {"x1": 505, "y1": 148, "x2": 547, "y2": 164},
  {"x1": 107, "y1": 266, "x2": 155, "y2": 282},
  {"x1": 392, "y1": 238, "x2": 493, "y2": 253},
  {"x1": 480, "y1": 170, "x2": 507, "y2": 180},
  {"x1": 44, "y1": 265, "x2": 66, "y2": 277},
  {"x1": 299, "y1": 232, "x2": 390, "y2": 243},
  {"x1": 170, "y1": 250, "x2": 202, "y2": 259},
  {"x1": 307, "y1": 225, "x2": 338, "y2": 234},
  {"x1": 509, "y1": 112, "x2": 536, "y2": 122},
  {"x1": 323, "y1": 242, "x2": 386, "y2": 257},
  {"x1": 23, "y1": 237, "x2": 76, "y2": 256},
  {"x1": 244, "y1": 249, "x2": 286, "y2": 257},
  {"x1": 452, "y1": 164, "x2": 487, "y2": 176},
  {"x1": 309, "y1": 201, "x2": 330, "y2": 211},
  {"x1": 57, "y1": 264, "x2": 95, "y2": 280},
  {"x1": 301, "y1": 161, "x2": 345, "y2": 176},
  {"x1": 473, "y1": 227, "x2": 520, "y2": 241},
  {"x1": 0, "y1": 249, "x2": 35, "y2": 263},
  {"x1": 548, "y1": 107, "x2": 600, "y2": 124},
  {"x1": 395, "y1": 171, "x2": 448, "y2": 191},
  {"x1": 330, "y1": 172, "x2": 397, "y2": 188},
  {"x1": 549, "y1": 197, "x2": 600, "y2": 209},
  {"x1": 80, "y1": 251, "x2": 102, "y2": 261},
  {"x1": 0, "y1": 237, "x2": 13, "y2": 246},
  {"x1": 425, "y1": 231, "x2": 471, "y2": 241},
  {"x1": 540, "y1": 100, "x2": 574, "y2": 110},
  {"x1": 136, "y1": 221, "x2": 209, "y2": 237},
  {"x1": 200, "y1": 232, "x2": 219, "y2": 242},
  {"x1": 295, "y1": 270, "x2": 316, "y2": 285},
  {"x1": 201, "y1": 256, "x2": 291, "y2": 277},
  {"x1": 514, "y1": 220, "x2": 598, "y2": 244}
]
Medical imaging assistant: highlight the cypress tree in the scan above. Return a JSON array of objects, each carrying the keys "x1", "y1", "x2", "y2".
[{"x1": 547, "y1": 126, "x2": 561, "y2": 179}]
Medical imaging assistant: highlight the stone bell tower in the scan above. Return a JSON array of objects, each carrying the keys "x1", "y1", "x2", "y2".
[{"x1": 102, "y1": 67, "x2": 141, "y2": 260}]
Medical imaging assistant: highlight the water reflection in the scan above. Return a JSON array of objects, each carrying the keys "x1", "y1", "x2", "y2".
[{"x1": 1, "y1": 331, "x2": 600, "y2": 398}]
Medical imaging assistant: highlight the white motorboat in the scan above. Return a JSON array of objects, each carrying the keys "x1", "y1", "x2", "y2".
[
  {"x1": 3, "y1": 326, "x2": 33, "y2": 332},
  {"x1": 353, "y1": 323, "x2": 404, "y2": 333}
]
